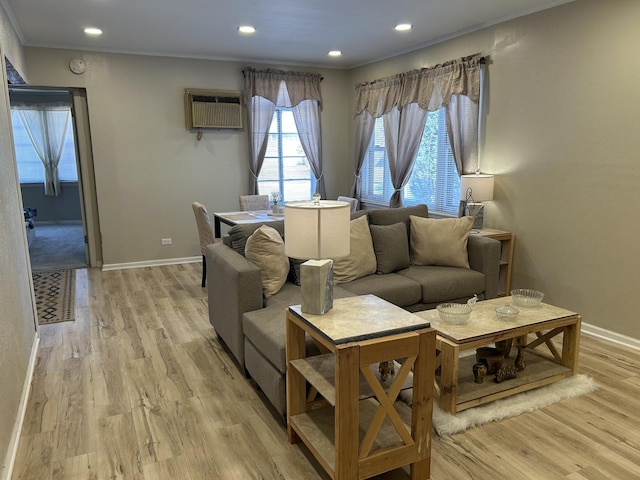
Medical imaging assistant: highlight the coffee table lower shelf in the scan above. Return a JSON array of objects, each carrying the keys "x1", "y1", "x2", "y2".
[
  {"x1": 444, "y1": 351, "x2": 573, "y2": 412},
  {"x1": 289, "y1": 398, "x2": 415, "y2": 478}
]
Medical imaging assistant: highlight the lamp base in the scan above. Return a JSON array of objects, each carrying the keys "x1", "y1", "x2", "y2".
[
  {"x1": 300, "y1": 259, "x2": 334, "y2": 315},
  {"x1": 465, "y1": 203, "x2": 485, "y2": 229}
]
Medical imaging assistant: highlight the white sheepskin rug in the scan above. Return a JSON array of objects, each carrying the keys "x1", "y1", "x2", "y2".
[{"x1": 400, "y1": 374, "x2": 597, "y2": 436}]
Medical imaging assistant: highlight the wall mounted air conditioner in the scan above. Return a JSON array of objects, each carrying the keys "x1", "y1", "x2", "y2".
[{"x1": 184, "y1": 88, "x2": 244, "y2": 129}]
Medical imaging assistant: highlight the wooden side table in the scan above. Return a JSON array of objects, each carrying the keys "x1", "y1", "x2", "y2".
[
  {"x1": 475, "y1": 229, "x2": 515, "y2": 297},
  {"x1": 286, "y1": 295, "x2": 436, "y2": 480}
]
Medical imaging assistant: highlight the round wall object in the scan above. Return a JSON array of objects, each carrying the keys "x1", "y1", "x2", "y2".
[{"x1": 69, "y1": 58, "x2": 86, "y2": 74}]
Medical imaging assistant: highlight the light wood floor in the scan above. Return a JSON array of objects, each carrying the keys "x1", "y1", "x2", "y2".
[{"x1": 11, "y1": 264, "x2": 640, "y2": 479}]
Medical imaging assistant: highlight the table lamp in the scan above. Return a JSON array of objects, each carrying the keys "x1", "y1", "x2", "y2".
[
  {"x1": 460, "y1": 172, "x2": 494, "y2": 229},
  {"x1": 284, "y1": 195, "x2": 350, "y2": 314}
]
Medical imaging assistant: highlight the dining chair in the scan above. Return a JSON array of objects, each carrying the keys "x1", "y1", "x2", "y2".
[
  {"x1": 239, "y1": 194, "x2": 270, "y2": 211},
  {"x1": 337, "y1": 195, "x2": 359, "y2": 212},
  {"x1": 191, "y1": 201, "x2": 216, "y2": 287}
]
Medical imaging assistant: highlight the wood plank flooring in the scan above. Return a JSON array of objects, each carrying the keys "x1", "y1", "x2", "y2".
[{"x1": 11, "y1": 264, "x2": 640, "y2": 479}]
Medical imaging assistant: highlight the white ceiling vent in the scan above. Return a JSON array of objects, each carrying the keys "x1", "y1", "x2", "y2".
[{"x1": 184, "y1": 88, "x2": 244, "y2": 129}]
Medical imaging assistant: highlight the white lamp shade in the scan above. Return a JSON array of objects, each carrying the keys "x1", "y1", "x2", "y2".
[
  {"x1": 460, "y1": 173, "x2": 494, "y2": 202},
  {"x1": 284, "y1": 200, "x2": 350, "y2": 259}
]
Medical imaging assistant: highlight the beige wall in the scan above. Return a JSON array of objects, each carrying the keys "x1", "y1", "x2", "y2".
[
  {"x1": 17, "y1": 1, "x2": 640, "y2": 342},
  {"x1": 23, "y1": 49, "x2": 352, "y2": 266},
  {"x1": 351, "y1": 0, "x2": 640, "y2": 340},
  {"x1": 0, "y1": 5, "x2": 37, "y2": 477}
]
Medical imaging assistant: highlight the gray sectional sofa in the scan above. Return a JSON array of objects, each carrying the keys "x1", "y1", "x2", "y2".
[{"x1": 205, "y1": 204, "x2": 501, "y2": 417}]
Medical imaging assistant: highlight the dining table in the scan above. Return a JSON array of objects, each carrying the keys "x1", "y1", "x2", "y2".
[{"x1": 213, "y1": 210, "x2": 284, "y2": 238}]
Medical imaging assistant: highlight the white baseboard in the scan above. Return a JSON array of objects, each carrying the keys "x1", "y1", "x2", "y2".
[
  {"x1": 102, "y1": 256, "x2": 201, "y2": 271},
  {"x1": 582, "y1": 322, "x2": 640, "y2": 352},
  {"x1": 2, "y1": 332, "x2": 40, "y2": 480}
]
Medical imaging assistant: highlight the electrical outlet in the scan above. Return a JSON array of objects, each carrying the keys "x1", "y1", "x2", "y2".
[{"x1": 161, "y1": 238, "x2": 172, "y2": 245}]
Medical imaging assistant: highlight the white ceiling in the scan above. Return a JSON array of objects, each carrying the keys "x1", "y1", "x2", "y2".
[{"x1": 2, "y1": 0, "x2": 573, "y2": 69}]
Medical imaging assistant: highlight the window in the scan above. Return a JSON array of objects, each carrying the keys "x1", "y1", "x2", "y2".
[
  {"x1": 258, "y1": 107, "x2": 315, "y2": 201},
  {"x1": 361, "y1": 109, "x2": 461, "y2": 215},
  {"x1": 11, "y1": 108, "x2": 78, "y2": 184}
]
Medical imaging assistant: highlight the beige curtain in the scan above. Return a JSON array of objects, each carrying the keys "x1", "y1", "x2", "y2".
[
  {"x1": 349, "y1": 110, "x2": 376, "y2": 200},
  {"x1": 383, "y1": 104, "x2": 428, "y2": 207},
  {"x1": 354, "y1": 54, "x2": 482, "y2": 116},
  {"x1": 244, "y1": 68, "x2": 325, "y2": 196},
  {"x1": 352, "y1": 54, "x2": 484, "y2": 202}
]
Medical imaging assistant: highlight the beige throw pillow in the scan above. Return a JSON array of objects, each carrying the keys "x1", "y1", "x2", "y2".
[
  {"x1": 245, "y1": 225, "x2": 290, "y2": 298},
  {"x1": 332, "y1": 215, "x2": 377, "y2": 284},
  {"x1": 410, "y1": 215, "x2": 474, "y2": 268}
]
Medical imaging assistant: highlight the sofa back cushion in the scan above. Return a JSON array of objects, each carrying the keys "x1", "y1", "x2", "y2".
[
  {"x1": 229, "y1": 220, "x2": 284, "y2": 256},
  {"x1": 369, "y1": 222, "x2": 410, "y2": 274},
  {"x1": 409, "y1": 215, "x2": 474, "y2": 268},
  {"x1": 332, "y1": 215, "x2": 377, "y2": 284},
  {"x1": 368, "y1": 204, "x2": 428, "y2": 227}
]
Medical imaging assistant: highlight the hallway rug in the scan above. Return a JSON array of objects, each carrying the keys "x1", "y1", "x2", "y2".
[{"x1": 32, "y1": 269, "x2": 76, "y2": 324}]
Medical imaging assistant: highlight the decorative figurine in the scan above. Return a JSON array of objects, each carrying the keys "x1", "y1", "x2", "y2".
[
  {"x1": 473, "y1": 363, "x2": 487, "y2": 384},
  {"x1": 476, "y1": 347, "x2": 504, "y2": 374},
  {"x1": 495, "y1": 338, "x2": 513, "y2": 358},
  {"x1": 379, "y1": 360, "x2": 395, "y2": 381},
  {"x1": 494, "y1": 365, "x2": 518, "y2": 383}
]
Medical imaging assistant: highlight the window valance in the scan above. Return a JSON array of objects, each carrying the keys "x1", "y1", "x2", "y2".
[
  {"x1": 354, "y1": 53, "x2": 484, "y2": 117},
  {"x1": 243, "y1": 68, "x2": 323, "y2": 109}
]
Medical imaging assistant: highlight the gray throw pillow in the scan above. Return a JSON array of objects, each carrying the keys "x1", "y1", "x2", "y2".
[{"x1": 369, "y1": 222, "x2": 410, "y2": 274}]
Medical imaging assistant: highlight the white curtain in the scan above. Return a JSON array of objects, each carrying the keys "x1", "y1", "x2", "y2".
[
  {"x1": 352, "y1": 54, "x2": 484, "y2": 205},
  {"x1": 244, "y1": 68, "x2": 325, "y2": 196},
  {"x1": 14, "y1": 103, "x2": 71, "y2": 196}
]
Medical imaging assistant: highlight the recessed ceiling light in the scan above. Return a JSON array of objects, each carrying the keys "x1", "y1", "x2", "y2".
[
  {"x1": 328, "y1": 50, "x2": 342, "y2": 57},
  {"x1": 238, "y1": 25, "x2": 256, "y2": 34},
  {"x1": 395, "y1": 23, "x2": 412, "y2": 32},
  {"x1": 84, "y1": 27, "x2": 102, "y2": 36}
]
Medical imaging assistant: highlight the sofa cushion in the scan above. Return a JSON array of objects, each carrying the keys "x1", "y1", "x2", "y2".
[
  {"x1": 399, "y1": 265, "x2": 485, "y2": 304},
  {"x1": 339, "y1": 273, "x2": 422, "y2": 307},
  {"x1": 245, "y1": 225, "x2": 289, "y2": 298},
  {"x1": 229, "y1": 220, "x2": 284, "y2": 256},
  {"x1": 370, "y1": 222, "x2": 410, "y2": 274},
  {"x1": 410, "y1": 215, "x2": 474, "y2": 268},
  {"x1": 333, "y1": 215, "x2": 377, "y2": 284},
  {"x1": 242, "y1": 283, "x2": 355, "y2": 372}
]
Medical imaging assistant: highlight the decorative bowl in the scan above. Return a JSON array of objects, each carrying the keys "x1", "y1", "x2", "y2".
[
  {"x1": 495, "y1": 304, "x2": 519, "y2": 321},
  {"x1": 510, "y1": 289, "x2": 544, "y2": 307},
  {"x1": 437, "y1": 303, "x2": 472, "y2": 324}
]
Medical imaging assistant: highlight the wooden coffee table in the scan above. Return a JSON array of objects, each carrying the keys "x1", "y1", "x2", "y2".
[{"x1": 415, "y1": 297, "x2": 581, "y2": 414}]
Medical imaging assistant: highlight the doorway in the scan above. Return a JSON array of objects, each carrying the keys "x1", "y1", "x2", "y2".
[{"x1": 9, "y1": 86, "x2": 102, "y2": 271}]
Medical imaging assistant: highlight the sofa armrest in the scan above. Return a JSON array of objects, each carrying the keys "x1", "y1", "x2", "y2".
[
  {"x1": 206, "y1": 243, "x2": 263, "y2": 369},
  {"x1": 467, "y1": 235, "x2": 501, "y2": 299}
]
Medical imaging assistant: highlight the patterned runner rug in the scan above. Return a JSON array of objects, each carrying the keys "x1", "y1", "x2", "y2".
[{"x1": 32, "y1": 269, "x2": 76, "y2": 324}]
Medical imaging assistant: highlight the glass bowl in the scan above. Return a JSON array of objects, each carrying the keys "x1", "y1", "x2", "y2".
[
  {"x1": 510, "y1": 289, "x2": 544, "y2": 307},
  {"x1": 495, "y1": 304, "x2": 519, "y2": 321},
  {"x1": 437, "y1": 303, "x2": 472, "y2": 324}
]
